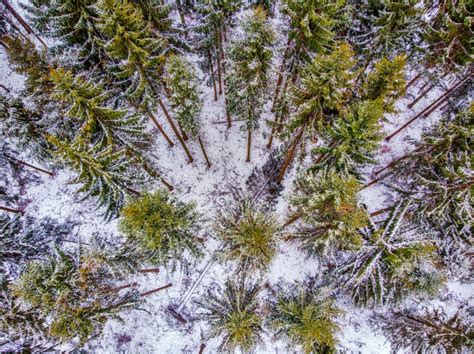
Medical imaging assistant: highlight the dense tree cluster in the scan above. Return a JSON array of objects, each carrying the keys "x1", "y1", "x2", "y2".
[{"x1": 0, "y1": 0, "x2": 472, "y2": 352}]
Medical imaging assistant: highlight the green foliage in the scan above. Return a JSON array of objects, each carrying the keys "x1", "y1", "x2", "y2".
[
  {"x1": 196, "y1": 279, "x2": 262, "y2": 351},
  {"x1": 287, "y1": 43, "x2": 355, "y2": 136},
  {"x1": 50, "y1": 68, "x2": 150, "y2": 148},
  {"x1": 13, "y1": 250, "x2": 139, "y2": 344},
  {"x1": 268, "y1": 278, "x2": 341, "y2": 353},
  {"x1": 376, "y1": 303, "x2": 474, "y2": 353},
  {"x1": 311, "y1": 99, "x2": 385, "y2": 178},
  {"x1": 335, "y1": 199, "x2": 445, "y2": 306},
  {"x1": 214, "y1": 201, "x2": 280, "y2": 272},
  {"x1": 226, "y1": 7, "x2": 275, "y2": 129},
  {"x1": 119, "y1": 190, "x2": 203, "y2": 265},
  {"x1": 289, "y1": 168, "x2": 368, "y2": 256},
  {"x1": 98, "y1": 0, "x2": 168, "y2": 107},
  {"x1": 283, "y1": 0, "x2": 345, "y2": 57},
  {"x1": 47, "y1": 135, "x2": 136, "y2": 219},
  {"x1": 362, "y1": 54, "x2": 406, "y2": 112},
  {"x1": 164, "y1": 55, "x2": 202, "y2": 137},
  {"x1": 389, "y1": 104, "x2": 473, "y2": 245}
]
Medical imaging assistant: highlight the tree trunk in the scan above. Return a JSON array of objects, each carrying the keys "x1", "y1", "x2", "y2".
[
  {"x1": 0, "y1": 205, "x2": 23, "y2": 214},
  {"x1": 407, "y1": 83, "x2": 435, "y2": 109},
  {"x1": 175, "y1": 0, "x2": 186, "y2": 27},
  {"x1": 0, "y1": 83, "x2": 10, "y2": 92},
  {"x1": 198, "y1": 343, "x2": 206, "y2": 354},
  {"x1": 125, "y1": 186, "x2": 141, "y2": 197},
  {"x1": 146, "y1": 109, "x2": 174, "y2": 147},
  {"x1": 138, "y1": 268, "x2": 160, "y2": 273},
  {"x1": 281, "y1": 212, "x2": 303, "y2": 229},
  {"x1": 157, "y1": 98, "x2": 194, "y2": 163},
  {"x1": 360, "y1": 172, "x2": 391, "y2": 191},
  {"x1": 197, "y1": 135, "x2": 211, "y2": 168},
  {"x1": 369, "y1": 206, "x2": 392, "y2": 217},
  {"x1": 385, "y1": 75, "x2": 470, "y2": 142},
  {"x1": 277, "y1": 123, "x2": 306, "y2": 183},
  {"x1": 271, "y1": 38, "x2": 291, "y2": 112},
  {"x1": 178, "y1": 122, "x2": 189, "y2": 141},
  {"x1": 246, "y1": 127, "x2": 252, "y2": 162},
  {"x1": 207, "y1": 50, "x2": 218, "y2": 101},
  {"x1": 140, "y1": 283, "x2": 173, "y2": 297},
  {"x1": 404, "y1": 72, "x2": 421, "y2": 91},
  {"x1": 4, "y1": 153, "x2": 53, "y2": 176},
  {"x1": 160, "y1": 176, "x2": 174, "y2": 191},
  {"x1": 105, "y1": 282, "x2": 138, "y2": 293},
  {"x1": 267, "y1": 75, "x2": 291, "y2": 149},
  {"x1": 214, "y1": 38, "x2": 222, "y2": 95}
]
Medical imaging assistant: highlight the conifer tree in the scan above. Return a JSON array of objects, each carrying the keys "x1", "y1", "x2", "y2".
[
  {"x1": 334, "y1": 199, "x2": 445, "y2": 306},
  {"x1": 214, "y1": 200, "x2": 279, "y2": 273},
  {"x1": 119, "y1": 190, "x2": 203, "y2": 266},
  {"x1": 0, "y1": 214, "x2": 72, "y2": 277},
  {"x1": 164, "y1": 55, "x2": 211, "y2": 167},
  {"x1": 196, "y1": 278, "x2": 262, "y2": 352},
  {"x1": 277, "y1": 43, "x2": 355, "y2": 181},
  {"x1": 13, "y1": 250, "x2": 139, "y2": 344},
  {"x1": 50, "y1": 68, "x2": 151, "y2": 149},
  {"x1": 268, "y1": 277, "x2": 341, "y2": 353},
  {"x1": 387, "y1": 105, "x2": 473, "y2": 246},
  {"x1": 375, "y1": 303, "x2": 474, "y2": 353},
  {"x1": 226, "y1": 7, "x2": 274, "y2": 162},
  {"x1": 287, "y1": 168, "x2": 368, "y2": 257},
  {"x1": 98, "y1": 0, "x2": 194, "y2": 162},
  {"x1": 47, "y1": 135, "x2": 138, "y2": 219}
]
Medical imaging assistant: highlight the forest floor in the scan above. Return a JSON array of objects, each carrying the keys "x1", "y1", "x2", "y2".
[{"x1": 1, "y1": 2, "x2": 472, "y2": 353}]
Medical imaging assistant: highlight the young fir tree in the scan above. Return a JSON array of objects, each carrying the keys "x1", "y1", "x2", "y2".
[
  {"x1": 387, "y1": 105, "x2": 473, "y2": 246},
  {"x1": 375, "y1": 303, "x2": 474, "y2": 353},
  {"x1": 226, "y1": 7, "x2": 275, "y2": 162},
  {"x1": 13, "y1": 250, "x2": 139, "y2": 344},
  {"x1": 267, "y1": 277, "x2": 341, "y2": 353},
  {"x1": 0, "y1": 276, "x2": 47, "y2": 350},
  {"x1": 50, "y1": 68, "x2": 150, "y2": 149},
  {"x1": 164, "y1": 55, "x2": 211, "y2": 168},
  {"x1": 0, "y1": 214, "x2": 72, "y2": 277},
  {"x1": 119, "y1": 190, "x2": 203, "y2": 266},
  {"x1": 195, "y1": 278, "x2": 262, "y2": 352},
  {"x1": 287, "y1": 168, "x2": 368, "y2": 257},
  {"x1": 98, "y1": 0, "x2": 194, "y2": 162},
  {"x1": 277, "y1": 43, "x2": 355, "y2": 181},
  {"x1": 22, "y1": 0, "x2": 106, "y2": 70},
  {"x1": 47, "y1": 135, "x2": 138, "y2": 219},
  {"x1": 334, "y1": 199, "x2": 445, "y2": 306},
  {"x1": 214, "y1": 200, "x2": 280, "y2": 273}
]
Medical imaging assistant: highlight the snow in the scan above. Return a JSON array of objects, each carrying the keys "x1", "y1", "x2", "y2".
[{"x1": 1, "y1": 1, "x2": 472, "y2": 353}]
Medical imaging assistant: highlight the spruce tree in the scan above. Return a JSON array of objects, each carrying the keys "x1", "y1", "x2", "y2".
[
  {"x1": 13, "y1": 250, "x2": 139, "y2": 344},
  {"x1": 50, "y1": 68, "x2": 150, "y2": 149},
  {"x1": 287, "y1": 168, "x2": 368, "y2": 257},
  {"x1": 387, "y1": 105, "x2": 473, "y2": 246},
  {"x1": 164, "y1": 55, "x2": 211, "y2": 167},
  {"x1": 214, "y1": 200, "x2": 279, "y2": 273},
  {"x1": 226, "y1": 7, "x2": 274, "y2": 161},
  {"x1": 195, "y1": 278, "x2": 262, "y2": 352},
  {"x1": 119, "y1": 190, "x2": 203, "y2": 266},
  {"x1": 268, "y1": 277, "x2": 341, "y2": 353},
  {"x1": 375, "y1": 303, "x2": 474, "y2": 353},
  {"x1": 47, "y1": 135, "x2": 138, "y2": 219},
  {"x1": 334, "y1": 199, "x2": 445, "y2": 306}
]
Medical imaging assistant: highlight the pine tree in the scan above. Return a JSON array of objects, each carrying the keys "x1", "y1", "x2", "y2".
[
  {"x1": 214, "y1": 200, "x2": 279, "y2": 273},
  {"x1": 13, "y1": 250, "x2": 139, "y2": 344},
  {"x1": 119, "y1": 190, "x2": 203, "y2": 266},
  {"x1": 287, "y1": 168, "x2": 368, "y2": 257},
  {"x1": 226, "y1": 7, "x2": 274, "y2": 162},
  {"x1": 47, "y1": 135, "x2": 138, "y2": 219},
  {"x1": 277, "y1": 43, "x2": 355, "y2": 181},
  {"x1": 387, "y1": 105, "x2": 473, "y2": 246},
  {"x1": 50, "y1": 68, "x2": 151, "y2": 149},
  {"x1": 164, "y1": 55, "x2": 211, "y2": 167},
  {"x1": 0, "y1": 214, "x2": 72, "y2": 277},
  {"x1": 267, "y1": 277, "x2": 341, "y2": 353},
  {"x1": 334, "y1": 199, "x2": 445, "y2": 306},
  {"x1": 375, "y1": 303, "x2": 473, "y2": 353},
  {"x1": 98, "y1": 0, "x2": 194, "y2": 162},
  {"x1": 195, "y1": 278, "x2": 262, "y2": 352}
]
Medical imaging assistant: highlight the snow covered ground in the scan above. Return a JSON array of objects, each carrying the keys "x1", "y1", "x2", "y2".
[{"x1": 1, "y1": 1, "x2": 472, "y2": 353}]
